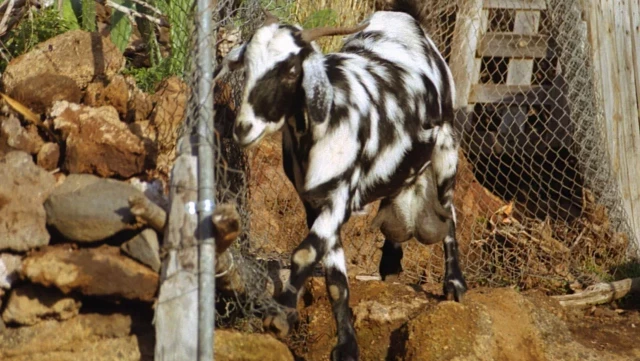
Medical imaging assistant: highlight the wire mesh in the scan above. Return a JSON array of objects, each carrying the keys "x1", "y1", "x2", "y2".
[{"x1": 174, "y1": 0, "x2": 640, "y2": 336}]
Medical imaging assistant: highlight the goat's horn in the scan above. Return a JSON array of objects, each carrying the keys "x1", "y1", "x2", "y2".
[
  {"x1": 262, "y1": 7, "x2": 280, "y2": 26},
  {"x1": 300, "y1": 22, "x2": 369, "y2": 43}
]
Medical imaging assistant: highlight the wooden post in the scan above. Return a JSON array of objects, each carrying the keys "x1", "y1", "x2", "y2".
[
  {"x1": 154, "y1": 136, "x2": 200, "y2": 361},
  {"x1": 583, "y1": 0, "x2": 640, "y2": 251},
  {"x1": 449, "y1": 0, "x2": 486, "y2": 111}
]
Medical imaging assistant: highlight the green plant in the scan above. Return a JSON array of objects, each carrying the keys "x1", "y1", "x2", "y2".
[
  {"x1": 0, "y1": 8, "x2": 74, "y2": 73},
  {"x1": 122, "y1": 58, "x2": 172, "y2": 92}
]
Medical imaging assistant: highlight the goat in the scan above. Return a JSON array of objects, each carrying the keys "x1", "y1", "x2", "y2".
[{"x1": 214, "y1": 9, "x2": 467, "y2": 361}]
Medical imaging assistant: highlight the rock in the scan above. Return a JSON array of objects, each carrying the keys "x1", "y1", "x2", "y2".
[
  {"x1": 0, "y1": 313, "x2": 150, "y2": 361},
  {"x1": 44, "y1": 173, "x2": 146, "y2": 242},
  {"x1": 2, "y1": 30, "x2": 125, "y2": 93},
  {"x1": 121, "y1": 229, "x2": 161, "y2": 272},
  {"x1": 22, "y1": 244, "x2": 159, "y2": 302},
  {"x1": 0, "y1": 114, "x2": 44, "y2": 155},
  {"x1": 127, "y1": 89, "x2": 154, "y2": 123},
  {"x1": 51, "y1": 101, "x2": 146, "y2": 178},
  {"x1": 0, "y1": 253, "x2": 22, "y2": 289},
  {"x1": 150, "y1": 76, "x2": 188, "y2": 174},
  {"x1": 36, "y1": 142, "x2": 61, "y2": 171},
  {"x1": 2, "y1": 284, "x2": 82, "y2": 326},
  {"x1": 0, "y1": 151, "x2": 55, "y2": 252},
  {"x1": 402, "y1": 288, "x2": 631, "y2": 361},
  {"x1": 83, "y1": 75, "x2": 130, "y2": 119},
  {"x1": 7, "y1": 73, "x2": 83, "y2": 114},
  {"x1": 127, "y1": 177, "x2": 168, "y2": 211},
  {"x1": 128, "y1": 120, "x2": 158, "y2": 170},
  {"x1": 214, "y1": 329, "x2": 294, "y2": 361}
]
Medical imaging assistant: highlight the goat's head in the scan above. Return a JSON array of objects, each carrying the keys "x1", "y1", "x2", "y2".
[{"x1": 214, "y1": 8, "x2": 368, "y2": 148}]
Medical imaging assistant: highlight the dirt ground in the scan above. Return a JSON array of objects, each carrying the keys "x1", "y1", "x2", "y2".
[{"x1": 282, "y1": 278, "x2": 640, "y2": 361}]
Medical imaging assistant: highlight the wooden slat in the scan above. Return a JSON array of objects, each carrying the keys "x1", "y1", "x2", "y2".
[
  {"x1": 468, "y1": 84, "x2": 552, "y2": 104},
  {"x1": 584, "y1": 0, "x2": 640, "y2": 250},
  {"x1": 478, "y1": 33, "x2": 550, "y2": 58},
  {"x1": 507, "y1": 10, "x2": 541, "y2": 86},
  {"x1": 630, "y1": 0, "x2": 640, "y2": 121},
  {"x1": 483, "y1": 0, "x2": 546, "y2": 10},
  {"x1": 449, "y1": 0, "x2": 485, "y2": 110}
]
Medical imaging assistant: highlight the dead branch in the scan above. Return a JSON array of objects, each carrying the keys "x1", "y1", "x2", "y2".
[
  {"x1": 551, "y1": 277, "x2": 640, "y2": 308},
  {"x1": 129, "y1": 194, "x2": 167, "y2": 233},
  {"x1": 105, "y1": 0, "x2": 169, "y2": 27},
  {"x1": 0, "y1": 0, "x2": 15, "y2": 36},
  {"x1": 211, "y1": 203, "x2": 245, "y2": 295}
]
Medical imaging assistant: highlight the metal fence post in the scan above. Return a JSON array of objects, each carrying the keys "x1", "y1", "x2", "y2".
[{"x1": 195, "y1": 0, "x2": 216, "y2": 358}]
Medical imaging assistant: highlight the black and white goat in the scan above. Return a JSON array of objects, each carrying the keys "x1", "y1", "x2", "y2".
[{"x1": 215, "y1": 9, "x2": 467, "y2": 361}]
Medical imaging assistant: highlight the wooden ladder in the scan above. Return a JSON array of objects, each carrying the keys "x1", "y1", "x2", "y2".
[{"x1": 449, "y1": 0, "x2": 551, "y2": 113}]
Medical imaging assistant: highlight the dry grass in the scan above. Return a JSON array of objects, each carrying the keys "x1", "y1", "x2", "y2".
[{"x1": 293, "y1": 0, "x2": 376, "y2": 52}]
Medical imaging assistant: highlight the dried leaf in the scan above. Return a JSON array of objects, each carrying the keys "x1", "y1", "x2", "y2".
[{"x1": 0, "y1": 92, "x2": 41, "y2": 125}]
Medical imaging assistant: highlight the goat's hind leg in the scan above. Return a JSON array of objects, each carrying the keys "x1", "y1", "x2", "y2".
[
  {"x1": 377, "y1": 199, "x2": 405, "y2": 282},
  {"x1": 432, "y1": 123, "x2": 467, "y2": 302}
]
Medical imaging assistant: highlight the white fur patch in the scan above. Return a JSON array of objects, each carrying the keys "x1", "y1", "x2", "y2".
[
  {"x1": 324, "y1": 248, "x2": 348, "y2": 276},
  {"x1": 305, "y1": 122, "x2": 358, "y2": 191}
]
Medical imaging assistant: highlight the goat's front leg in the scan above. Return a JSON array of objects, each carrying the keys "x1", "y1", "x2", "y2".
[
  {"x1": 324, "y1": 239, "x2": 358, "y2": 361},
  {"x1": 266, "y1": 188, "x2": 358, "y2": 360}
]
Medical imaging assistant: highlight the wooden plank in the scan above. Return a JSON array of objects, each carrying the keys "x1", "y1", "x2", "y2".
[
  {"x1": 478, "y1": 32, "x2": 550, "y2": 58},
  {"x1": 507, "y1": 10, "x2": 541, "y2": 85},
  {"x1": 483, "y1": 0, "x2": 546, "y2": 10},
  {"x1": 154, "y1": 136, "x2": 199, "y2": 361},
  {"x1": 448, "y1": 0, "x2": 485, "y2": 110},
  {"x1": 468, "y1": 84, "x2": 552, "y2": 104},
  {"x1": 471, "y1": 10, "x2": 490, "y2": 86},
  {"x1": 630, "y1": 0, "x2": 640, "y2": 122},
  {"x1": 584, "y1": 0, "x2": 640, "y2": 250},
  {"x1": 613, "y1": 0, "x2": 640, "y2": 249}
]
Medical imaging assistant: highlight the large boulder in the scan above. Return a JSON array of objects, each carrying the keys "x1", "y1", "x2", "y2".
[
  {"x1": 44, "y1": 173, "x2": 145, "y2": 242},
  {"x1": 2, "y1": 30, "x2": 125, "y2": 94},
  {"x1": 0, "y1": 151, "x2": 55, "y2": 252},
  {"x1": 22, "y1": 244, "x2": 159, "y2": 302},
  {"x1": 51, "y1": 101, "x2": 146, "y2": 178}
]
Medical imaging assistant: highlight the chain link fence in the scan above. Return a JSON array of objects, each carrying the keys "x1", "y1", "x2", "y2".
[
  {"x1": 214, "y1": 0, "x2": 639, "y2": 306},
  {"x1": 168, "y1": 0, "x2": 640, "y2": 337}
]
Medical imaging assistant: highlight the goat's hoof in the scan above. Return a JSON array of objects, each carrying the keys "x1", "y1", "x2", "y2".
[
  {"x1": 263, "y1": 306, "x2": 299, "y2": 339},
  {"x1": 381, "y1": 273, "x2": 400, "y2": 283},
  {"x1": 331, "y1": 341, "x2": 359, "y2": 361},
  {"x1": 443, "y1": 276, "x2": 467, "y2": 303}
]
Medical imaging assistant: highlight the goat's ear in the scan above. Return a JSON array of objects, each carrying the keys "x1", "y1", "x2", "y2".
[
  {"x1": 214, "y1": 43, "x2": 247, "y2": 81},
  {"x1": 301, "y1": 53, "x2": 333, "y2": 124}
]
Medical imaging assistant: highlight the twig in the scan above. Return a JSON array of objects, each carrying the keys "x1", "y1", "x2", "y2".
[
  {"x1": 211, "y1": 203, "x2": 246, "y2": 295},
  {"x1": 551, "y1": 277, "x2": 640, "y2": 308},
  {"x1": 129, "y1": 194, "x2": 167, "y2": 233},
  {"x1": 104, "y1": 0, "x2": 168, "y2": 27},
  {"x1": 128, "y1": 0, "x2": 163, "y2": 16},
  {"x1": 0, "y1": 0, "x2": 15, "y2": 36}
]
